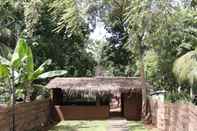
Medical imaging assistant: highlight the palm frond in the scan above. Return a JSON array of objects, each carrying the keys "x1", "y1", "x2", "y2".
[
  {"x1": 49, "y1": 0, "x2": 86, "y2": 36},
  {"x1": 173, "y1": 50, "x2": 197, "y2": 86}
]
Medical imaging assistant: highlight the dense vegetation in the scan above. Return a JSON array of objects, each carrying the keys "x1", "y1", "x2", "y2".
[
  {"x1": 0, "y1": 1, "x2": 196, "y2": 130},
  {"x1": 0, "y1": 0, "x2": 197, "y2": 103}
]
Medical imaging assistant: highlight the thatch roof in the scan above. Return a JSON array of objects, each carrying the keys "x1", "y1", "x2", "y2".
[{"x1": 47, "y1": 77, "x2": 147, "y2": 95}]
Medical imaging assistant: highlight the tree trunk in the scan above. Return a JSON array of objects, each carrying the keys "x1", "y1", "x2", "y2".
[
  {"x1": 25, "y1": 83, "x2": 32, "y2": 102},
  {"x1": 140, "y1": 51, "x2": 147, "y2": 120},
  {"x1": 11, "y1": 69, "x2": 16, "y2": 131},
  {"x1": 138, "y1": 36, "x2": 147, "y2": 121}
]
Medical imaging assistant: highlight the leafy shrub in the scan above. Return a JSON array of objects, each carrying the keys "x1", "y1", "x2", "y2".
[{"x1": 165, "y1": 91, "x2": 191, "y2": 103}]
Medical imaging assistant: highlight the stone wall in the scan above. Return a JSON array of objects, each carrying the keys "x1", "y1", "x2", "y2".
[
  {"x1": 0, "y1": 99, "x2": 49, "y2": 131},
  {"x1": 52, "y1": 105, "x2": 109, "y2": 121},
  {"x1": 150, "y1": 99, "x2": 197, "y2": 131}
]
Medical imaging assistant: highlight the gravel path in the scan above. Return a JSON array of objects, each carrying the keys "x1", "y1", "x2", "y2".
[{"x1": 108, "y1": 117, "x2": 129, "y2": 131}]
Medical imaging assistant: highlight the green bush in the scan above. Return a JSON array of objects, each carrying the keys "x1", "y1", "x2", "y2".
[{"x1": 165, "y1": 91, "x2": 191, "y2": 103}]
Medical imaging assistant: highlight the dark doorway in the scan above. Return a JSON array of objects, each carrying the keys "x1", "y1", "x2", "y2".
[
  {"x1": 109, "y1": 93, "x2": 123, "y2": 117},
  {"x1": 122, "y1": 92, "x2": 142, "y2": 120}
]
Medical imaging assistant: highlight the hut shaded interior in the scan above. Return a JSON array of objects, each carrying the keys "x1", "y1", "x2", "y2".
[{"x1": 47, "y1": 77, "x2": 145, "y2": 121}]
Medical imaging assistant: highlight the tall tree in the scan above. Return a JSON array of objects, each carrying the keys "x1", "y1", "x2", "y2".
[
  {"x1": 101, "y1": 0, "x2": 135, "y2": 76},
  {"x1": 124, "y1": 0, "x2": 153, "y2": 120},
  {"x1": 125, "y1": 0, "x2": 197, "y2": 102}
]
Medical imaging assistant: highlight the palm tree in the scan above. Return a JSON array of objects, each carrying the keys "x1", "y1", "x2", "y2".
[
  {"x1": 124, "y1": 0, "x2": 151, "y2": 120},
  {"x1": 173, "y1": 48, "x2": 197, "y2": 98}
]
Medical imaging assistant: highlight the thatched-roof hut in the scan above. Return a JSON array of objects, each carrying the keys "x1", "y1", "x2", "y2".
[
  {"x1": 47, "y1": 77, "x2": 144, "y2": 95},
  {"x1": 47, "y1": 77, "x2": 147, "y2": 121}
]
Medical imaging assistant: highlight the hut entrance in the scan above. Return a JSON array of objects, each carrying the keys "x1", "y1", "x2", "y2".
[{"x1": 109, "y1": 93, "x2": 123, "y2": 117}]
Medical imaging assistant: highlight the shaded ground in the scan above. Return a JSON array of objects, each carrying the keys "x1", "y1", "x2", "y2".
[
  {"x1": 37, "y1": 119, "x2": 157, "y2": 131},
  {"x1": 108, "y1": 118, "x2": 129, "y2": 131},
  {"x1": 48, "y1": 120, "x2": 107, "y2": 131},
  {"x1": 127, "y1": 121, "x2": 147, "y2": 131}
]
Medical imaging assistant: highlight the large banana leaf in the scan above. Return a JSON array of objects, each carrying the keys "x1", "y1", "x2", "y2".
[
  {"x1": 11, "y1": 38, "x2": 29, "y2": 68},
  {"x1": 25, "y1": 47, "x2": 34, "y2": 80},
  {"x1": 0, "y1": 64, "x2": 9, "y2": 78},
  {"x1": 37, "y1": 70, "x2": 67, "y2": 79},
  {"x1": 0, "y1": 56, "x2": 10, "y2": 65},
  {"x1": 31, "y1": 59, "x2": 52, "y2": 80},
  {"x1": 27, "y1": 47, "x2": 34, "y2": 72}
]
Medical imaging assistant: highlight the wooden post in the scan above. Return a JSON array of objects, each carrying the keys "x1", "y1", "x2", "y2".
[
  {"x1": 52, "y1": 89, "x2": 63, "y2": 105},
  {"x1": 96, "y1": 97, "x2": 100, "y2": 107}
]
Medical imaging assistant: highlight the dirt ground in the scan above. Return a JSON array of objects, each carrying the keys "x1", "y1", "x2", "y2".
[{"x1": 145, "y1": 124, "x2": 158, "y2": 131}]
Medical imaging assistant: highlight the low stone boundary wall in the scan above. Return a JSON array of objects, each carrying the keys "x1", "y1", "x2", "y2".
[
  {"x1": 52, "y1": 105, "x2": 109, "y2": 121},
  {"x1": 0, "y1": 99, "x2": 49, "y2": 131},
  {"x1": 150, "y1": 99, "x2": 197, "y2": 131}
]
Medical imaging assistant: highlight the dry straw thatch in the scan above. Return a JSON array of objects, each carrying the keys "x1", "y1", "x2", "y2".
[{"x1": 47, "y1": 77, "x2": 146, "y2": 96}]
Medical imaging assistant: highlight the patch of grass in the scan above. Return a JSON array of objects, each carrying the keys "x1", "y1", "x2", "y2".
[
  {"x1": 49, "y1": 120, "x2": 107, "y2": 131},
  {"x1": 127, "y1": 121, "x2": 148, "y2": 131}
]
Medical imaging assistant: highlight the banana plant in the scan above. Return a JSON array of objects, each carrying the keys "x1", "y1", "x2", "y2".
[
  {"x1": 0, "y1": 39, "x2": 22, "y2": 131},
  {"x1": 0, "y1": 38, "x2": 67, "y2": 131},
  {"x1": 12, "y1": 38, "x2": 67, "y2": 102},
  {"x1": 0, "y1": 38, "x2": 68, "y2": 101},
  {"x1": 0, "y1": 39, "x2": 67, "y2": 131}
]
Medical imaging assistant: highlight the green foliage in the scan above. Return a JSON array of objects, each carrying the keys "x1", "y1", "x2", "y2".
[
  {"x1": 165, "y1": 91, "x2": 191, "y2": 103},
  {"x1": 0, "y1": 0, "x2": 96, "y2": 77},
  {"x1": 0, "y1": 38, "x2": 67, "y2": 102},
  {"x1": 30, "y1": 59, "x2": 52, "y2": 80},
  {"x1": 173, "y1": 49, "x2": 197, "y2": 85},
  {"x1": 191, "y1": 0, "x2": 197, "y2": 7},
  {"x1": 86, "y1": 40, "x2": 105, "y2": 65},
  {"x1": 24, "y1": 0, "x2": 43, "y2": 37},
  {"x1": 0, "y1": 0, "x2": 196, "y2": 102},
  {"x1": 0, "y1": 64, "x2": 9, "y2": 78},
  {"x1": 49, "y1": 0, "x2": 87, "y2": 36},
  {"x1": 124, "y1": 0, "x2": 197, "y2": 93},
  {"x1": 124, "y1": 0, "x2": 151, "y2": 51},
  {"x1": 31, "y1": 0, "x2": 95, "y2": 77},
  {"x1": 142, "y1": 50, "x2": 163, "y2": 90},
  {"x1": 11, "y1": 38, "x2": 29, "y2": 69},
  {"x1": 32, "y1": 37, "x2": 96, "y2": 77},
  {"x1": 0, "y1": 43, "x2": 12, "y2": 58},
  {"x1": 144, "y1": 50, "x2": 159, "y2": 80},
  {"x1": 101, "y1": 0, "x2": 135, "y2": 76}
]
